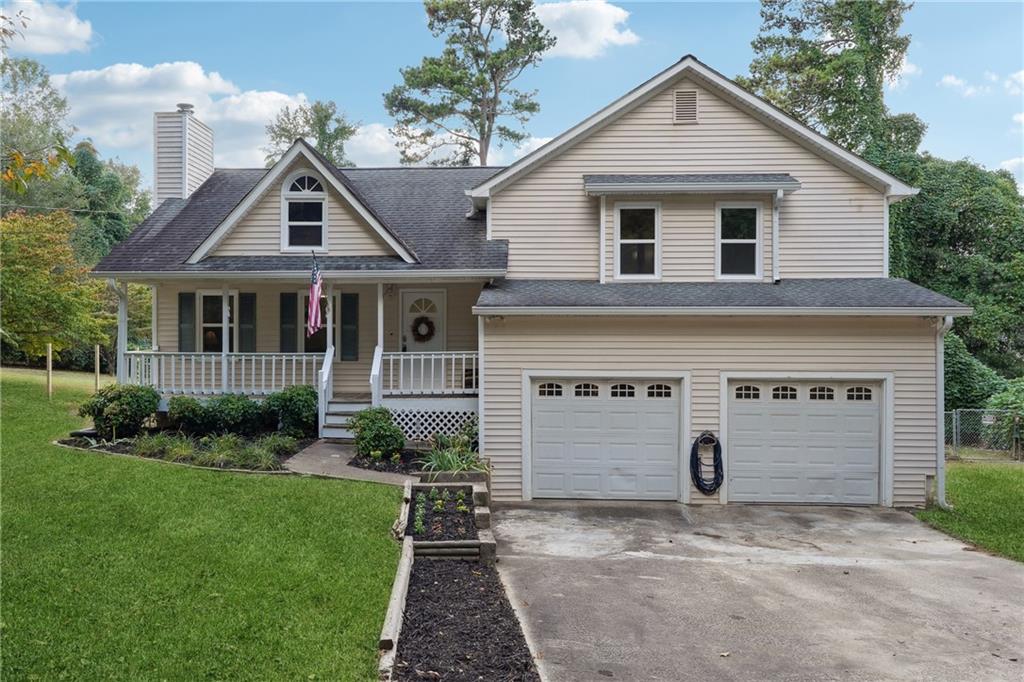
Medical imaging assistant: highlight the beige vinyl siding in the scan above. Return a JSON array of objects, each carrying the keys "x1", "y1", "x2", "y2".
[
  {"x1": 154, "y1": 281, "x2": 481, "y2": 395},
  {"x1": 184, "y1": 117, "x2": 214, "y2": 196},
  {"x1": 490, "y1": 76, "x2": 885, "y2": 279},
  {"x1": 482, "y1": 315, "x2": 937, "y2": 506},
  {"x1": 213, "y1": 160, "x2": 394, "y2": 257},
  {"x1": 604, "y1": 194, "x2": 773, "y2": 282},
  {"x1": 153, "y1": 112, "x2": 184, "y2": 206}
]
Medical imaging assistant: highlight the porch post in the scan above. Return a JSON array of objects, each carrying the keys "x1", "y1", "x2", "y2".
[
  {"x1": 376, "y1": 283, "x2": 384, "y2": 349},
  {"x1": 221, "y1": 285, "x2": 229, "y2": 392},
  {"x1": 114, "y1": 280, "x2": 128, "y2": 384},
  {"x1": 326, "y1": 283, "x2": 334, "y2": 399}
]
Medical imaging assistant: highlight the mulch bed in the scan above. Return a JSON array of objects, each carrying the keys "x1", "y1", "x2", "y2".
[
  {"x1": 57, "y1": 434, "x2": 314, "y2": 468},
  {"x1": 348, "y1": 449, "x2": 423, "y2": 474},
  {"x1": 394, "y1": 560, "x2": 540, "y2": 682},
  {"x1": 406, "y1": 485, "x2": 477, "y2": 541}
]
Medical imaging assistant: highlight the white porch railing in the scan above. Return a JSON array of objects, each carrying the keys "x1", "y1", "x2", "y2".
[
  {"x1": 379, "y1": 351, "x2": 479, "y2": 398},
  {"x1": 124, "y1": 351, "x2": 320, "y2": 395}
]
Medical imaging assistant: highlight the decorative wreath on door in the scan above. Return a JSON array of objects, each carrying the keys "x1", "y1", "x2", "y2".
[{"x1": 411, "y1": 315, "x2": 436, "y2": 343}]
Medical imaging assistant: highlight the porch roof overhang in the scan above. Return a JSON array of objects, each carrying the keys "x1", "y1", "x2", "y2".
[
  {"x1": 582, "y1": 173, "x2": 801, "y2": 196},
  {"x1": 473, "y1": 278, "x2": 973, "y2": 317}
]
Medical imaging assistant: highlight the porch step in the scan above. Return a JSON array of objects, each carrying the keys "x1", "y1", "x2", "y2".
[
  {"x1": 327, "y1": 401, "x2": 371, "y2": 413},
  {"x1": 323, "y1": 412, "x2": 355, "y2": 427},
  {"x1": 322, "y1": 425, "x2": 355, "y2": 440}
]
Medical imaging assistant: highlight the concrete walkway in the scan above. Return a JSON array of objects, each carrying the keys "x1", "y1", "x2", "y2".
[
  {"x1": 495, "y1": 502, "x2": 1024, "y2": 682},
  {"x1": 284, "y1": 440, "x2": 415, "y2": 486}
]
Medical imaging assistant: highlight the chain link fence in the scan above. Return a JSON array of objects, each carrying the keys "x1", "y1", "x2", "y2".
[{"x1": 944, "y1": 409, "x2": 1023, "y2": 461}]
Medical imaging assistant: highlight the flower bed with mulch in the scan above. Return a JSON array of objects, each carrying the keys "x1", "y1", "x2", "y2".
[
  {"x1": 58, "y1": 432, "x2": 313, "y2": 471},
  {"x1": 406, "y1": 485, "x2": 477, "y2": 541},
  {"x1": 393, "y1": 560, "x2": 540, "y2": 682},
  {"x1": 347, "y1": 449, "x2": 423, "y2": 475}
]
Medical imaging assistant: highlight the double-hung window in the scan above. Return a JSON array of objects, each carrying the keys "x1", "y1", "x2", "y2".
[
  {"x1": 716, "y1": 202, "x2": 762, "y2": 279},
  {"x1": 199, "y1": 291, "x2": 237, "y2": 352},
  {"x1": 282, "y1": 173, "x2": 327, "y2": 251},
  {"x1": 615, "y1": 202, "x2": 660, "y2": 279}
]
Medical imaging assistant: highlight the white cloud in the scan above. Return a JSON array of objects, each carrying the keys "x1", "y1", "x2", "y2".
[
  {"x1": 7, "y1": 0, "x2": 93, "y2": 54},
  {"x1": 52, "y1": 61, "x2": 306, "y2": 167},
  {"x1": 347, "y1": 123, "x2": 402, "y2": 167},
  {"x1": 938, "y1": 73, "x2": 990, "y2": 97},
  {"x1": 487, "y1": 135, "x2": 553, "y2": 165},
  {"x1": 1005, "y1": 70, "x2": 1024, "y2": 96},
  {"x1": 1013, "y1": 112, "x2": 1024, "y2": 126},
  {"x1": 886, "y1": 57, "x2": 921, "y2": 91},
  {"x1": 535, "y1": 0, "x2": 639, "y2": 59},
  {"x1": 984, "y1": 71, "x2": 1000, "y2": 83},
  {"x1": 1001, "y1": 157, "x2": 1024, "y2": 195}
]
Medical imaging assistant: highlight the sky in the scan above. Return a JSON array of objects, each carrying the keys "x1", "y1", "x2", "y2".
[{"x1": 7, "y1": 0, "x2": 1024, "y2": 192}]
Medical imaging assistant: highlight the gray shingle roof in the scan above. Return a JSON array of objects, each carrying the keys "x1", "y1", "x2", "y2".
[
  {"x1": 94, "y1": 165, "x2": 507, "y2": 273},
  {"x1": 475, "y1": 278, "x2": 970, "y2": 312}
]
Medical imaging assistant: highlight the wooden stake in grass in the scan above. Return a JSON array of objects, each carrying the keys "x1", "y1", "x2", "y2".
[
  {"x1": 46, "y1": 343, "x2": 53, "y2": 399},
  {"x1": 94, "y1": 344, "x2": 101, "y2": 392}
]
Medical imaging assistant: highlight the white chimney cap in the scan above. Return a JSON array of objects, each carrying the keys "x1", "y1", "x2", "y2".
[{"x1": 177, "y1": 103, "x2": 194, "y2": 114}]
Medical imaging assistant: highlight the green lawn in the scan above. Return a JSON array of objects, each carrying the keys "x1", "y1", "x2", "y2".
[
  {"x1": 917, "y1": 461, "x2": 1024, "y2": 562},
  {"x1": 1, "y1": 367, "x2": 402, "y2": 680}
]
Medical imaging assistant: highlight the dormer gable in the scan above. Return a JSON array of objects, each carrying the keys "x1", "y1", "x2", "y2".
[{"x1": 188, "y1": 139, "x2": 417, "y2": 264}]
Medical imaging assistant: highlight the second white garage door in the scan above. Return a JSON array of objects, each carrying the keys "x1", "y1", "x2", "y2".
[
  {"x1": 727, "y1": 381, "x2": 882, "y2": 504},
  {"x1": 531, "y1": 379, "x2": 681, "y2": 500}
]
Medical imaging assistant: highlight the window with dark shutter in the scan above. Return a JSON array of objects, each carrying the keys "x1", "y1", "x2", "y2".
[
  {"x1": 177, "y1": 292, "x2": 196, "y2": 352},
  {"x1": 340, "y1": 293, "x2": 359, "y2": 361},
  {"x1": 279, "y1": 293, "x2": 297, "y2": 352},
  {"x1": 239, "y1": 293, "x2": 256, "y2": 352}
]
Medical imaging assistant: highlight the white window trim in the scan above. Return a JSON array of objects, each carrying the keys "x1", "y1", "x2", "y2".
[
  {"x1": 613, "y1": 201, "x2": 661, "y2": 281},
  {"x1": 715, "y1": 201, "x2": 763, "y2": 281},
  {"x1": 197, "y1": 289, "x2": 239, "y2": 353},
  {"x1": 280, "y1": 169, "x2": 328, "y2": 253},
  {"x1": 296, "y1": 289, "x2": 338, "y2": 358}
]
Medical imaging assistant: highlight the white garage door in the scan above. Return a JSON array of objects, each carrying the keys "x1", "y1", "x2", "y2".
[
  {"x1": 727, "y1": 381, "x2": 881, "y2": 504},
  {"x1": 531, "y1": 379, "x2": 680, "y2": 500}
]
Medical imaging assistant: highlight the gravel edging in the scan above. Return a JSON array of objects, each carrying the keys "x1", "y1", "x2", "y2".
[{"x1": 52, "y1": 440, "x2": 296, "y2": 475}]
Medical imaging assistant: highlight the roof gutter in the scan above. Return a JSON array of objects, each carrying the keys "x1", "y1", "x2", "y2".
[
  {"x1": 90, "y1": 269, "x2": 507, "y2": 282},
  {"x1": 583, "y1": 181, "x2": 801, "y2": 196},
  {"x1": 473, "y1": 305, "x2": 973, "y2": 317},
  {"x1": 935, "y1": 314, "x2": 954, "y2": 509}
]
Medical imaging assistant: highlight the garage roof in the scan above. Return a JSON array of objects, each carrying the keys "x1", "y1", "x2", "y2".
[{"x1": 473, "y1": 278, "x2": 971, "y2": 316}]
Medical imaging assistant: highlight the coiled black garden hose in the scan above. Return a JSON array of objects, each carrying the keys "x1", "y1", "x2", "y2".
[{"x1": 690, "y1": 430, "x2": 723, "y2": 495}]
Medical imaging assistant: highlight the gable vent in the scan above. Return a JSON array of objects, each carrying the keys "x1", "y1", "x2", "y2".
[{"x1": 673, "y1": 89, "x2": 698, "y2": 124}]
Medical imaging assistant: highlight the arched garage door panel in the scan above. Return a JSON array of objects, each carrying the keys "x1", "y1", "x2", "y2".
[
  {"x1": 532, "y1": 380, "x2": 680, "y2": 500},
  {"x1": 727, "y1": 381, "x2": 881, "y2": 504}
]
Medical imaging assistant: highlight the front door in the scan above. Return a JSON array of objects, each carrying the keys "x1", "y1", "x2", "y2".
[{"x1": 400, "y1": 290, "x2": 447, "y2": 393}]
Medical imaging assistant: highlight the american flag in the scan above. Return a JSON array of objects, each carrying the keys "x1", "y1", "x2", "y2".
[{"x1": 307, "y1": 257, "x2": 323, "y2": 337}]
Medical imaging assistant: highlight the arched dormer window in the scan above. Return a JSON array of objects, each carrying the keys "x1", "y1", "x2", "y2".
[{"x1": 282, "y1": 171, "x2": 327, "y2": 251}]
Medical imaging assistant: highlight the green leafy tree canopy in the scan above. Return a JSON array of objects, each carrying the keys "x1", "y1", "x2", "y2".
[
  {"x1": 383, "y1": 0, "x2": 556, "y2": 165},
  {"x1": 263, "y1": 100, "x2": 358, "y2": 167}
]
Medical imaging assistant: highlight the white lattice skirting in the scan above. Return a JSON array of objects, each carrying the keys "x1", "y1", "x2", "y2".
[{"x1": 391, "y1": 409, "x2": 476, "y2": 441}]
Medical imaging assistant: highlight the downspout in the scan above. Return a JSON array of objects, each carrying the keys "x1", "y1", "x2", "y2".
[
  {"x1": 772, "y1": 189, "x2": 782, "y2": 282},
  {"x1": 935, "y1": 315, "x2": 954, "y2": 509}
]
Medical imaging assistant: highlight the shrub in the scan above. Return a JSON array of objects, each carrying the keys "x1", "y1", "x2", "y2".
[
  {"x1": 167, "y1": 396, "x2": 213, "y2": 435},
  {"x1": 264, "y1": 385, "x2": 318, "y2": 437},
  {"x1": 986, "y1": 378, "x2": 1024, "y2": 446},
  {"x1": 347, "y1": 407, "x2": 404, "y2": 458},
  {"x1": 254, "y1": 433, "x2": 299, "y2": 459},
  {"x1": 207, "y1": 394, "x2": 263, "y2": 436},
  {"x1": 79, "y1": 384, "x2": 160, "y2": 440},
  {"x1": 945, "y1": 333, "x2": 1008, "y2": 410}
]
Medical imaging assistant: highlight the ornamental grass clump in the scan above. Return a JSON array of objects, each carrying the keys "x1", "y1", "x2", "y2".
[{"x1": 418, "y1": 416, "x2": 486, "y2": 480}]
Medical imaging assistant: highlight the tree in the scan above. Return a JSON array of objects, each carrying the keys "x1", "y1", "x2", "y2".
[
  {"x1": 0, "y1": 211, "x2": 105, "y2": 356},
  {"x1": 263, "y1": 100, "x2": 358, "y2": 167},
  {"x1": 383, "y1": 0, "x2": 556, "y2": 165},
  {"x1": 944, "y1": 333, "x2": 1007, "y2": 410},
  {"x1": 0, "y1": 58, "x2": 74, "y2": 194},
  {"x1": 68, "y1": 141, "x2": 151, "y2": 264},
  {"x1": 737, "y1": 0, "x2": 923, "y2": 161}
]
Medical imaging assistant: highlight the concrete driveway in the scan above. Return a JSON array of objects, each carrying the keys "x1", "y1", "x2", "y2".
[{"x1": 494, "y1": 502, "x2": 1023, "y2": 681}]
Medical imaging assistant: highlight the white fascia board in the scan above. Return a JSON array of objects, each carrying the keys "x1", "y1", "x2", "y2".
[
  {"x1": 91, "y1": 269, "x2": 505, "y2": 282},
  {"x1": 584, "y1": 181, "x2": 801, "y2": 195},
  {"x1": 469, "y1": 56, "x2": 917, "y2": 200},
  {"x1": 187, "y1": 142, "x2": 416, "y2": 264},
  {"x1": 472, "y1": 305, "x2": 972, "y2": 317}
]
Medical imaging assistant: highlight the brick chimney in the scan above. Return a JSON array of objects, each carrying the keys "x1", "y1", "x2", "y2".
[{"x1": 153, "y1": 103, "x2": 214, "y2": 206}]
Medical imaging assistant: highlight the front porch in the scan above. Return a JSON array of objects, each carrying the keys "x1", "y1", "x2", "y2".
[{"x1": 116, "y1": 279, "x2": 483, "y2": 439}]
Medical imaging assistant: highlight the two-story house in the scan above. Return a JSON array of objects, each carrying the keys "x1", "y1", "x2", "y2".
[{"x1": 94, "y1": 56, "x2": 970, "y2": 507}]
